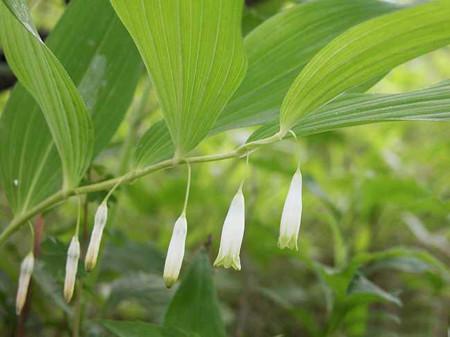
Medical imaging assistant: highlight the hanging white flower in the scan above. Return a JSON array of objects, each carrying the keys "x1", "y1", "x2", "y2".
[
  {"x1": 64, "y1": 236, "x2": 80, "y2": 302},
  {"x1": 85, "y1": 202, "x2": 108, "y2": 271},
  {"x1": 214, "y1": 186, "x2": 245, "y2": 270},
  {"x1": 16, "y1": 252, "x2": 34, "y2": 315},
  {"x1": 278, "y1": 168, "x2": 303, "y2": 250},
  {"x1": 163, "y1": 214, "x2": 187, "y2": 288}
]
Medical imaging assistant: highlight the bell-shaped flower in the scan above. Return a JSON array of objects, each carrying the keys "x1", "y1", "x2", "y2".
[
  {"x1": 214, "y1": 186, "x2": 245, "y2": 270},
  {"x1": 16, "y1": 252, "x2": 34, "y2": 315},
  {"x1": 85, "y1": 202, "x2": 108, "y2": 271},
  {"x1": 64, "y1": 236, "x2": 80, "y2": 302},
  {"x1": 163, "y1": 214, "x2": 187, "y2": 288},
  {"x1": 278, "y1": 168, "x2": 303, "y2": 250}
]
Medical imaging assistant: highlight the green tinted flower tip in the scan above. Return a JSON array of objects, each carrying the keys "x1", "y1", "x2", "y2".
[{"x1": 278, "y1": 168, "x2": 302, "y2": 251}]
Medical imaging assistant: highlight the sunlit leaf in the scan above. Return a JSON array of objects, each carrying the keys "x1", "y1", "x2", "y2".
[
  {"x1": 248, "y1": 81, "x2": 450, "y2": 141},
  {"x1": 215, "y1": 0, "x2": 399, "y2": 132},
  {"x1": 110, "y1": 0, "x2": 247, "y2": 156},
  {"x1": 280, "y1": 0, "x2": 450, "y2": 133},
  {"x1": 0, "y1": 0, "x2": 94, "y2": 189},
  {"x1": 0, "y1": 0, "x2": 141, "y2": 213}
]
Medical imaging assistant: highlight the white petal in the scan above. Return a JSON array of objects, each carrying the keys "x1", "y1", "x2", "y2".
[
  {"x1": 85, "y1": 202, "x2": 108, "y2": 271},
  {"x1": 163, "y1": 214, "x2": 187, "y2": 288},
  {"x1": 214, "y1": 187, "x2": 245, "y2": 270},
  {"x1": 95, "y1": 202, "x2": 108, "y2": 227},
  {"x1": 16, "y1": 252, "x2": 34, "y2": 315},
  {"x1": 278, "y1": 168, "x2": 303, "y2": 250},
  {"x1": 64, "y1": 236, "x2": 80, "y2": 302}
]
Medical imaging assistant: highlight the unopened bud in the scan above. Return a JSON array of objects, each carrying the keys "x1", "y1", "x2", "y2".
[
  {"x1": 16, "y1": 252, "x2": 34, "y2": 315},
  {"x1": 64, "y1": 236, "x2": 80, "y2": 302},
  {"x1": 85, "y1": 202, "x2": 108, "y2": 271},
  {"x1": 278, "y1": 168, "x2": 303, "y2": 250},
  {"x1": 163, "y1": 214, "x2": 187, "y2": 288}
]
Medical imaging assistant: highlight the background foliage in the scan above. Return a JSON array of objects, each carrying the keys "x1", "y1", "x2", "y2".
[{"x1": 0, "y1": 0, "x2": 449, "y2": 336}]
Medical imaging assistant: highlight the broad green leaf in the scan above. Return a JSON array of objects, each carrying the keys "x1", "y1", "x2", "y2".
[
  {"x1": 280, "y1": 0, "x2": 450, "y2": 134},
  {"x1": 0, "y1": 0, "x2": 94, "y2": 189},
  {"x1": 134, "y1": 79, "x2": 450, "y2": 169},
  {"x1": 0, "y1": 0, "x2": 141, "y2": 214},
  {"x1": 102, "y1": 320, "x2": 195, "y2": 337},
  {"x1": 134, "y1": 121, "x2": 174, "y2": 169},
  {"x1": 132, "y1": 0, "x2": 399, "y2": 168},
  {"x1": 248, "y1": 81, "x2": 450, "y2": 142},
  {"x1": 164, "y1": 250, "x2": 226, "y2": 337},
  {"x1": 110, "y1": 0, "x2": 247, "y2": 156},
  {"x1": 214, "y1": 0, "x2": 399, "y2": 132}
]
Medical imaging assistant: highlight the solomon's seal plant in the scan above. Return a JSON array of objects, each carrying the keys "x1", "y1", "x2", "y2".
[{"x1": 1, "y1": 0, "x2": 450, "y2": 335}]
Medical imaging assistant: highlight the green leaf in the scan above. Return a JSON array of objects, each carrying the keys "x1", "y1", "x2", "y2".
[
  {"x1": 102, "y1": 320, "x2": 195, "y2": 337},
  {"x1": 248, "y1": 81, "x2": 450, "y2": 142},
  {"x1": 214, "y1": 0, "x2": 399, "y2": 132},
  {"x1": 134, "y1": 121, "x2": 174, "y2": 169},
  {"x1": 0, "y1": 0, "x2": 94, "y2": 189},
  {"x1": 279, "y1": 0, "x2": 450, "y2": 134},
  {"x1": 164, "y1": 250, "x2": 226, "y2": 337},
  {"x1": 0, "y1": 0, "x2": 141, "y2": 213},
  {"x1": 347, "y1": 275, "x2": 402, "y2": 307},
  {"x1": 110, "y1": 0, "x2": 247, "y2": 156}
]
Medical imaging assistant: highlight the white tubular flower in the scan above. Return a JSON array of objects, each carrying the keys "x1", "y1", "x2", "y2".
[
  {"x1": 214, "y1": 186, "x2": 245, "y2": 270},
  {"x1": 278, "y1": 168, "x2": 303, "y2": 250},
  {"x1": 85, "y1": 202, "x2": 108, "y2": 271},
  {"x1": 16, "y1": 252, "x2": 34, "y2": 315},
  {"x1": 163, "y1": 214, "x2": 187, "y2": 288},
  {"x1": 64, "y1": 236, "x2": 80, "y2": 302}
]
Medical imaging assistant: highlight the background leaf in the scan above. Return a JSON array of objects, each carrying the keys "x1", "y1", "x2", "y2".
[
  {"x1": 102, "y1": 320, "x2": 195, "y2": 337},
  {"x1": 0, "y1": 0, "x2": 141, "y2": 213},
  {"x1": 0, "y1": 0, "x2": 94, "y2": 188},
  {"x1": 164, "y1": 250, "x2": 226, "y2": 337},
  {"x1": 280, "y1": 0, "x2": 450, "y2": 133},
  {"x1": 110, "y1": 0, "x2": 247, "y2": 156}
]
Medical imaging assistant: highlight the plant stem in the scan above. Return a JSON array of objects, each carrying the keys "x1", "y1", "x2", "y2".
[
  {"x1": 72, "y1": 283, "x2": 82, "y2": 337},
  {"x1": 0, "y1": 132, "x2": 284, "y2": 246}
]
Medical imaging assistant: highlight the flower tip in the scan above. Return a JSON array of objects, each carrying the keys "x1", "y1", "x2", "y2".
[
  {"x1": 277, "y1": 236, "x2": 299, "y2": 251},
  {"x1": 64, "y1": 288, "x2": 74, "y2": 303},
  {"x1": 214, "y1": 256, "x2": 241, "y2": 271},
  {"x1": 84, "y1": 257, "x2": 96, "y2": 272},
  {"x1": 164, "y1": 276, "x2": 177, "y2": 289}
]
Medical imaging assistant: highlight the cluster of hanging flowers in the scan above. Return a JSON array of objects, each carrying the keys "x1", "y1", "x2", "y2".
[
  {"x1": 163, "y1": 144, "x2": 303, "y2": 287},
  {"x1": 15, "y1": 137, "x2": 303, "y2": 312},
  {"x1": 15, "y1": 195, "x2": 113, "y2": 314}
]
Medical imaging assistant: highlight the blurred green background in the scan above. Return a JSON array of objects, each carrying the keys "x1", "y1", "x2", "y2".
[{"x1": 0, "y1": 0, "x2": 449, "y2": 336}]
